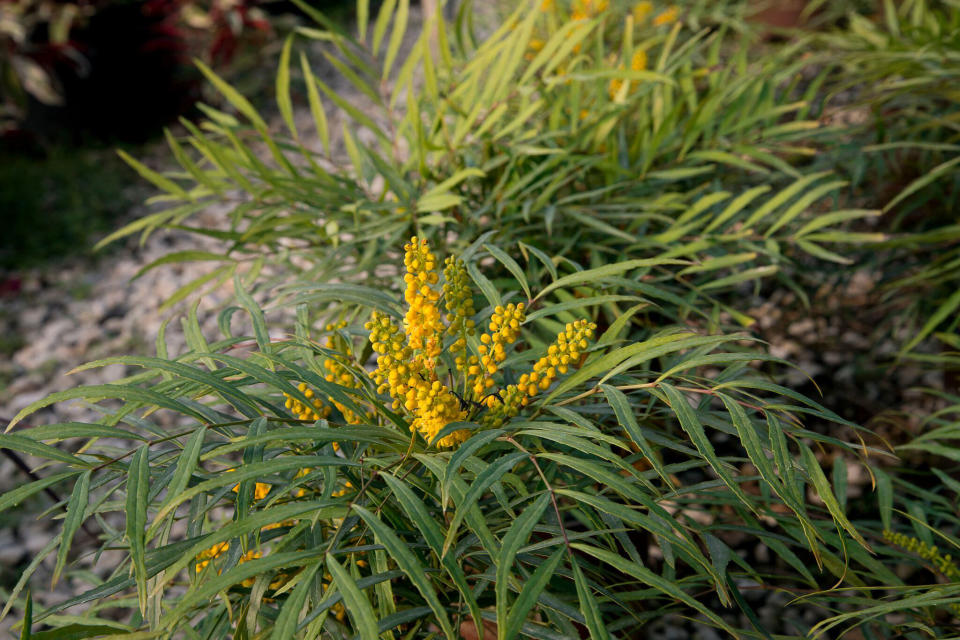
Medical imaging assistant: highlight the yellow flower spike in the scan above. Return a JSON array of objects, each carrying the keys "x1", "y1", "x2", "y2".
[
  {"x1": 653, "y1": 5, "x2": 679, "y2": 26},
  {"x1": 633, "y1": 1, "x2": 653, "y2": 23},
  {"x1": 481, "y1": 319, "x2": 596, "y2": 428}
]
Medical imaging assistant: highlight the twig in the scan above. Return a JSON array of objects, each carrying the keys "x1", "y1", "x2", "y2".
[{"x1": 504, "y1": 436, "x2": 573, "y2": 558}]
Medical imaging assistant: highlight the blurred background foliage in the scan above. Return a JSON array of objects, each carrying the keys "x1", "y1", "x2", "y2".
[{"x1": 3, "y1": 0, "x2": 960, "y2": 638}]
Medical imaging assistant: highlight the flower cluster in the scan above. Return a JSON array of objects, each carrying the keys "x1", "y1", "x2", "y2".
[
  {"x1": 443, "y1": 256, "x2": 476, "y2": 352},
  {"x1": 283, "y1": 382, "x2": 332, "y2": 422},
  {"x1": 366, "y1": 237, "x2": 469, "y2": 447},
  {"x1": 321, "y1": 321, "x2": 366, "y2": 427},
  {"x1": 366, "y1": 237, "x2": 597, "y2": 444},
  {"x1": 609, "y1": 49, "x2": 648, "y2": 100},
  {"x1": 195, "y1": 541, "x2": 230, "y2": 573},
  {"x1": 571, "y1": 0, "x2": 609, "y2": 21},
  {"x1": 482, "y1": 319, "x2": 596, "y2": 427},
  {"x1": 194, "y1": 542, "x2": 287, "y2": 589},
  {"x1": 229, "y1": 470, "x2": 271, "y2": 501},
  {"x1": 884, "y1": 529, "x2": 960, "y2": 579},
  {"x1": 467, "y1": 302, "x2": 526, "y2": 397}
]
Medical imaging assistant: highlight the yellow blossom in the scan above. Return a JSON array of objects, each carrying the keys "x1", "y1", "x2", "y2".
[
  {"x1": 470, "y1": 302, "x2": 525, "y2": 398},
  {"x1": 228, "y1": 470, "x2": 271, "y2": 501},
  {"x1": 322, "y1": 321, "x2": 364, "y2": 430},
  {"x1": 195, "y1": 541, "x2": 230, "y2": 573},
  {"x1": 609, "y1": 49, "x2": 647, "y2": 99},
  {"x1": 632, "y1": 1, "x2": 653, "y2": 23},
  {"x1": 482, "y1": 319, "x2": 596, "y2": 427},
  {"x1": 653, "y1": 5, "x2": 678, "y2": 26},
  {"x1": 366, "y1": 237, "x2": 469, "y2": 447},
  {"x1": 284, "y1": 381, "x2": 332, "y2": 422}
]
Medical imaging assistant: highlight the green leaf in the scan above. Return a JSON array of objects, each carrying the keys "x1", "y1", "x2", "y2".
[
  {"x1": 372, "y1": 0, "x2": 397, "y2": 54},
  {"x1": 572, "y1": 543, "x2": 736, "y2": 635},
  {"x1": 277, "y1": 35, "x2": 297, "y2": 140},
  {"x1": 117, "y1": 150, "x2": 189, "y2": 201},
  {"x1": 194, "y1": 59, "x2": 267, "y2": 130},
  {"x1": 535, "y1": 258, "x2": 687, "y2": 301},
  {"x1": 799, "y1": 445, "x2": 871, "y2": 550},
  {"x1": 467, "y1": 262, "x2": 502, "y2": 309},
  {"x1": 270, "y1": 563, "x2": 321, "y2": 640},
  {"x1": 300, "y1": 53, "x2": 330, "y2": 155},
  {"x1": 742, "y1": 171, "x2": 832, "y2": 229},
  {"x1": 485, "y1": 243, "x2": 531, "y2": 301},
  {"x1": 503, "y1": 547, "x2": 565, "y2": 640},
  {"x1": 357, "y1": 0, "x2": 369, "y2": 41},
  {"x1": 496, "y1": 493, "x2": 551, "y2": 639},
  {"x1": 0, "y1": 471, "x2": 76, "y2": 514},
  {"x1": 572, "y1": 559, "x2": 609, "y2": 640},
  {"x1": 352, "y1": 505, "x2": 454, "y2": 639},
  {"x1": 884, "y1": 155, "x2": 960, "y2": 213},
  {"x1": 21, "y1": 589, "x2": 31, "y2": 640},
  {"x1": 325, "y1": 553, "x2": 380, "y2": 640},
  {"x1": 542, "y1": 333, "x2": 734, "y2": 406},
  {"x1": 900, "y1": 287, "x2": 960, "y2": 355},
  {"x1": 443, "y1": 429, "x2": 505, "y2": 510},
  {"x1": 600, "y1": 385, "x2": 672, "y2": 489},
  {"x1": 163, "y1": 551, "x2": 322, "y2": 627},
  {"x1": 126, "y1": 445, "x2": 150, "y2": 614},
  {"x1": 53, "y1": 470, "x2": 90, "y2": 585},
  {"x1": 381, "y1": 0, "x2": 409, "y2": 82},
  {"x1": 442, "y1": 451, "x2": 526, "y2": 556},
  {"x1": 157, "y1": 427, "x2": 205, "y2": 521},
  {"x1": 234, "y1": 274, "x2": 270, "y2": 353},
  {"x1": 7, "y1": 385, "x2": 208, "y2": 432},
  {"x1": 0, "y1": 434, "x2": 88, "y2": 467},
  {"x1": 660, "y1": 383, "x2": 754, "y2": 511},
  {"x1": 380, "y1": 473, "x2": 483, "y2": 632}
]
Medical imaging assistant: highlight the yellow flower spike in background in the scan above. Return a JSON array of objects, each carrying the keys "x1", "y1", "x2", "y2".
[
  {"x1": 227, "y1": 469, "x2": 271, "y2": 501},
  {"x1": 609, "y1": 49, "x2": 648, "y2": 100},
  {"x1": 653, "y1": 5, "x2": 679, "y2": 26},
  {"x1": 321, "y1": 321, "x2": 365, "y2": 434},
  {"x1": 443, "y1": 256, "x2": 476, "y2": 354},
  {"x1": 283, "y1": 381, "x2": 332, "y2": 422},
  {"x1": 632, "y1": 1, "x2": 653, "y2": 23},
  {"x1": 884, "y1": 528, "x2": 960, "y2": 616},
  {"x1": 195, "y1": 541, "x2": 230, "y2": 573}
]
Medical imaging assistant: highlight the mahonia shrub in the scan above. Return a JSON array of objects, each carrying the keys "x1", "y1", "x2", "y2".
[
  {"x1": 104, "y1": 0, "x2": 873, "y2": 329},
  {"x1": 5, "y1": 237, "x2": 882, "y2": 638}
]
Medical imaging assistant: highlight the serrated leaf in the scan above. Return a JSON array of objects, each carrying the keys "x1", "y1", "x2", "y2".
[
  {"x1": 53, "y1": 470, "x2": 90, "y2": 585},
  {"x1": 503, "y1": 547, "x2": 565, "y2": 640},
  {"x1": 485, "y1": 243, "x2": 531, "y2": 301},
  {"x1": 326, "y1": 553, "x2": 379, "y2": 640},
  {"x1": 442, "y1": 451, "x2": 526, "y2": 556},
  {"x1": 352, "y1": 505, "x2": 454, "y2": 638},
  {"x1": 799, "y1": 445, "x2": 870, "y2": 550},
  {"x1": 535, "y1": 258, "x2": 687, "y2": 300},
  {"x1": 572, "y1": 559, "x2": 609, "y2": 640},
  {"x1": 126, "y1": 445, "x2": 150, "y2": 614},
  {"x1": 660, "y1": 384, "x2": 754, "y2": 511},
  {"x1": 496, "y1": 493, "x2": 550, "y2": 639}
]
